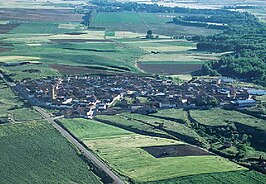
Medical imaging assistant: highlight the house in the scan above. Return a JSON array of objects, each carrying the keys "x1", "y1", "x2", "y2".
[
  {"x1": 247, "y1": 89, "x2": 266, "y2": 96},
  {"x1": 230, "y1": 99, "x2": 257, "y2": 108}
]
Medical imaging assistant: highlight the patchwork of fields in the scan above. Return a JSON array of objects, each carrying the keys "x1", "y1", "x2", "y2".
[
  {"x1": 0, "y1": 5, "x2": 227, "y2": 80},
  {"x1": 60, "y1": 118, "x2": 266, "y2": 183}
]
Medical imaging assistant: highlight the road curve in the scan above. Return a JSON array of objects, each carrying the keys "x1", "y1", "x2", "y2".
[{"x1": 34, "y1": 106, "x2": 125, "y2": 184}]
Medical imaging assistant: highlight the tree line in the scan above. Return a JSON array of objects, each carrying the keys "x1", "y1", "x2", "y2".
[{"x1": 191, "y1": 12, "x2": 266, "y2": 86}]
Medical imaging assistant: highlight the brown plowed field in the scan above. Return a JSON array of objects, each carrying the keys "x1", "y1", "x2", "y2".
[
  {"x1": 0, "y1": 24, "x2": 19, "y2": 34},
  {"x1": 0, "y1": 9, "x2": 82, "y2": 22},
  {"x1": 50, "y1": 39, "x2": 113, "y2": 43},
  {"x1": 142, "y1": 144, "x2": 213, "y2": 158}
]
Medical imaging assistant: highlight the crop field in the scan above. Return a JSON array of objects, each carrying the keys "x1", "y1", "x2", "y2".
[
  {"x1": 0, "y1": 121, "x2": 101, "y2": 184},
  {"x1": 138, "y1": 62, "x2": 203, "y2": 74},
  {"x1": 91, "y1": 12, "x2": 222, "y2": 36},
  {"x1": 60, "y1": 118, "x2": 266, "y2": 183},
  {"x1": 60, "y1": 118, "x2": 134, "y2": 140},
  {"x1": 123, "y1": 39, "x2": 224, "y2": 74},
  {"x1": 0, "y1": 79, "x2": 43, "y2": 123}
]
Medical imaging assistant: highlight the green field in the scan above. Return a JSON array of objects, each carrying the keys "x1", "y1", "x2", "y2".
[
  {"x1": 0, "y1": 79, "x2": 42, "y2": 123},
  {"x1": 91, "y1": 12, "x2": 222, "y2": 36},
  {"x1": 96, "y1": 113, "x2": 208, "y2": 146},
  {"x1": 96, "y1": 114, "x2": 170, "y2": 137},
  {"x1": 60, "y1": 118, "x2": 134, "y2": 140},
  {"x1": 60, "y1": 118, "x2": 266, "y2": 184},
  {"x1": 190, "y1": 108, "x2": 266, "y2": 130},
  {"x1": 9, "y1": 22, "x2": 72, "y2": 34},
  {"x1": 121, "y1": 113, "x2": 205, "y2": 143},
  {"x1": 0, "y1": 121, "x2": 101, "y2": 184},
  {"x1": 147, "y1": 170, "x2": 266, "y2": 184}
]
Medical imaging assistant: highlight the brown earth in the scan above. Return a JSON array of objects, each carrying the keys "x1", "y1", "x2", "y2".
[
  {"x1": 50, "y1": 39, "x2": 114, "y2": 43},
  {"x1": 0, "y1": 9, "x2": 83, "y2": 22},
  {"x1": 0, "y1": 24, "x2": 20, "y2": 34},
  {"x1": 0, "y1": 47, "x2": 13, "y2": 52},
  {"x1": 142, "y1": 144, "x2": 213, "y2": 158}
]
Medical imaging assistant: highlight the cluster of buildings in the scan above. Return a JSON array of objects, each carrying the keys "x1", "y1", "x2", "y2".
[{"x1": 19, "y1": 75, "x2": 265, "y2": 118}]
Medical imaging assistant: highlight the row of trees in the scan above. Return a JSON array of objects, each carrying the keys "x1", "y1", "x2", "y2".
[
  {"x1": 172, "y1": 17, "x2": 227, "y2": 30},
  {"x1": 91, "y1": 0, "x2": 238, "y2": 15}
]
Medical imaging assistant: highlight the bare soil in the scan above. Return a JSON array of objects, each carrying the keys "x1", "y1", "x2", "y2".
[
  {"x1": 0, "y1": 24, "x2": 19, "y2": 34},
  {"x1": 50, "y1": 39, "x2": 113, "y2": 43},
  {"x1": 0, "y1": 9, "x2": 82, "y2": 22},
  {"x1": 142, "y1": 144, "x2": 213, "y2": 158},
  {"x1": 0, "y1": 47, "x2": 13, "y2": 52}
]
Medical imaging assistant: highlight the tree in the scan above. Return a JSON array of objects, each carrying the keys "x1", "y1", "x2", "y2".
[{"x1": 146, "y1": 30, "x2": 153, "y2": 39}]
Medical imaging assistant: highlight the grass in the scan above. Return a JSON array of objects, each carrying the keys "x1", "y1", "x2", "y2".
[
  {"x1": 256, "y1": 95, "x2": 266, "y2": 102},
  {"x1": 96, "y1": 114, "x2": 170, "y2": 137},
  {"x1": 121, "y1": 113, "x2": 203, "y2": 142},
  {"x1": 147, "y1": 170, "x2": 266, "y2": 184},
  {"x1": 152, "y1": 109, "x2": 190, "y2": 122},
  {"x1": 9, "y1": 108, "x2": 43, "y2": 121},
  {"x1": 190, "y1": 108, "x2": 266, "y2": 130},
  {"x1": 61, "y1": 118, "x2": 253, "y2": 183},
  {"x1": 60, "y1": 118, "x2": 133, "y2": 140},
  {"x1": 0, "y1": 63, "x2": 61, "y2": 81},
  {"x1": 0, "y1": 121, "x2": 101, "y2": 184}
]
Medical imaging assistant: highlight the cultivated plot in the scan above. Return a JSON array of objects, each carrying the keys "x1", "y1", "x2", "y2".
[{"x1": 59, "y1": 118, "x2": 263, "y2": 184}]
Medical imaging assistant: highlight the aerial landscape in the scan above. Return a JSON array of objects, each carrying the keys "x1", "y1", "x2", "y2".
[{"x1": 0, "y1": 0, "x2": 265, "y2": 183}]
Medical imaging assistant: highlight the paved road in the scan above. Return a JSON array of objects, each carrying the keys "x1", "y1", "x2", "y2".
[{"x1": 34, "y1": 106, "x2": 125, "y2": 184}]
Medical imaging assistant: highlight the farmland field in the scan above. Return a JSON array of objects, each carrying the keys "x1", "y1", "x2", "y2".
[
  {"x1": 60, "y1": 118, "x2": 266, "y2": 183},
  {"x1": 138, "y1": 62, "x2": 203, "y2": 74},
  {"x1": 0, "y1": 121, "x2": 101, "y2": 184},
  {"x1": 124, "y1": 39, "x2": 224, "y2": 74},
  {"x1": 60, "y1": 118, "x2": 134, "y2": 140},
  {"x1": 91, "y1": 12, "x2": 222, "y2": 36},
  {"x1": 0, "y1": 79, "x2": 43, "y2": 123}
]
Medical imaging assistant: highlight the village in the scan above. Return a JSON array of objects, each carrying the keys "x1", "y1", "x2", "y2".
[{"x1": 18, "y1": 75, "x2": 265, "y2": 119}]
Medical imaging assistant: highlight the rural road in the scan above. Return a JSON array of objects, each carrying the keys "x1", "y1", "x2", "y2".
[{"x1": 34, "y1": 106, "x2": 125, "y2": 184}]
